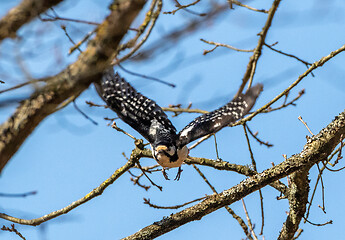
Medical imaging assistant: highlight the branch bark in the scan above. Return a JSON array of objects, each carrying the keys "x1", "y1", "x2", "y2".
[
  {"x1": 278, "y1": 170, "x2": 309, "y2": 239},
  {"x1": 0, "y1": 0, "x2": 63, "y2": 41},
  {"x1": 122, "y1": 110, "x2": 345, "y2": 240},
  {"x1": 0, "y1": 0, "x2": 146, "y2": 173}
]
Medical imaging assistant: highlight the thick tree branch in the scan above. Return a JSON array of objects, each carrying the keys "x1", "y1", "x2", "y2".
[
  {"x1": 0, "y1": 0, "x2": 63, "y2": 41},
  {"x1": 185, "y1": 156, "x2": 288, "y2": 196},
  {"x1": 122, "y1": 110, "x2": 345, "y2": 240},
  {"x1": 278, "y1": 170, "x2": 309, "y2": 240},
  {"x1": 0, "y1": 0, "x2": 146, "y2": 173}
]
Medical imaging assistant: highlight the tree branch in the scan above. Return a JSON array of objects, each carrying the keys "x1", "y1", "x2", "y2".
[
  {"x1": 278, "y1": 170, "x2": 309, "y2": 240},
  {"x1": 0, "y1": 0, "x2": 146, "y2": 173},
  {"x1": 236, "y1": 0, "x2": 281, "y2": 96},
  {"x1": 0, "y1": 0, "x2": 63, "y2": 41}
]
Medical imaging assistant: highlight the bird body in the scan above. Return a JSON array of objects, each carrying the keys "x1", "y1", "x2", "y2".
[{"x1": 96, "y1": 68, "x2": 263, "y2": 178}]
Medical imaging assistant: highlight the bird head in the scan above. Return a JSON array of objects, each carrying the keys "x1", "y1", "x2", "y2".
[{"x1": 152, "y1": 144, "x2": 189, "y2": 168}]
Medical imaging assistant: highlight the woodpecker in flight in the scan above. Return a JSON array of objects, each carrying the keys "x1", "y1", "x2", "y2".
[{"x1": 96, "y1": 68, "x2": 263, "y2": 180}]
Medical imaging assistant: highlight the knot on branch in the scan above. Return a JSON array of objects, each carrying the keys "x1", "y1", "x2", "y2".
[{"x1": 134, "y1": 139, "x2": 145, "y2": 150}]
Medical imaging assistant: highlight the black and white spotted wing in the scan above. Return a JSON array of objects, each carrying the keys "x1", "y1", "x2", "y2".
[
  {"x1": 96, "y1": 68, "x2": 177, "y2": 143},
  {"x1": 177, "y1": 84, "x2": 263, "y2": 147}
]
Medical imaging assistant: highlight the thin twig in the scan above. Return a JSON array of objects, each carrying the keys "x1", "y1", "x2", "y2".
[
  {"x1": 242, "y1": 199, "x2": 259, "y2": 240},
  {"x1": 69, "y1": 30, "x2": 96, "y2": 55},
  {"x1": 316, "y1": 163, "x2": 326, "y2": 214},
  {"x1": 124, "y1": 153, "x2": 151, "y2": 191},
  {"x1": 246, "y1": 125, "x2": 273, "y2": 147},
  {"x1": 163, "y1": 0, "x2": 201, "y2": 15},
  {"x1": 303, "y1": 217, "x2": 332, "y2": 226},
  {"x1": 243, "y1": 125, "x2": 265, "y2": 235},
  {"x1": 61, "y1": 25, "x2": 82, "y2": 53},
  {"x1": 86, "y1": 101, "x2": 109, "y2": 109},
  {"x1": 298, "y1": 116, "x2": 314, "y2": 136},
  {"x1": 162, "y1": 107, "x2": 208, "y2": 114},
  {"x1": 136, "y1": 161, "x2": 163, "y2": 191},
  {"x1": 232, "y1": 0, "x2": 268, "y2": 13},
  {"x1": 188, "y1": 134, "x2": 212, "y2": 150},
  {"x1": 129, "y1": 171, "x2": 151, "y2": 191},
  {"x1": 243, "y1": 124, "x2": 257, "y2": 171},
  {"x1": 52, "y1": 95, "x2": 78, "y2": 113},
  {"x1": 321, "y1": 141, "x2": 345, "y2": 172},
  {"x1": 143, "y1": 196, "x2": 206, "y2": 209},
  {"x1": 112, "y1": 121, "x2": 137, "y2": 140},
  {"x1": 0, "y1": 78, "x2": 48, "y2": 95},
  {"x1": 264, "y1": 43, "x2": 314, "y2": 77},
  {"x1": 1, "y1": 224, "x2": 26, "y2": 240},
  {"x1": 262, "y1": 89, "x2": 305, "y2": 113},
  {"x1": 201, "y1": 38, "x2": 254, "y2": 53},
  {"x1": 304, "y1": 164, "x2": 323, "y2": 222},
  {"x1": 117, "y1": 63, "x2": 175, "y2": 88},
  {"x1": 172, "y1": 0, "x2": 206, "y2": 16},
  {"x1": 40, "y1": 14, "x2": 100, "y2": 25},
  {"x1": 0, "y1": 191, "x2": 37, "y2": 198},
  {"x1": 73, "y1": 100, "x2": 98, "y2": 125},
  {"x1": 213, "y1": 134, "x2": 220, "y2": 160},
  {"x1": 292, "y1": 229, "x2": 303, "y2": 240}
]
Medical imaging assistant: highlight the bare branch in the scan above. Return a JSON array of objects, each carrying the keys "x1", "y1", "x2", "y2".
[
  {"x1": 143, "y1": 196, "x2": 206, "y2": 209},
  {"x1": 0, "y1": 0, "x2": 63, "y2": 41},
  {"x1": 236, "y1": 0, "x2": 282, "y2": 96},
  {"x1": 242, "y1": 199, "x2": 258, "y2": 240},
  {"x1": 262, "y1": 89, "x2": 305, "y2": 114},
  {"x1": 246, "y1": 125, "x2": 273, "y2": 147},
  {"x1": 232, "y1": 0, "x2": 269, "y2": 13},
  {"x1": 163, "y1": 0, "x2": 201, "y2": 15},
  {"x1": 1, "y1": 224, "x2": 26, "y2": 240},
  {"x1": 0, "y1": 191, "x2": 37, "y2": 198},
  {"x1": 201, "y1": 38, "x2": 254, "y2": 54},
  {"x1": 298, "y1": 116, "x2": 314, "y2": 136},
  {"x1": 162, "y1": 107, "x2": 208, "y2": 114},
  {"x1": 264, "y1": 43, "x2": 313, "y2": 75}
]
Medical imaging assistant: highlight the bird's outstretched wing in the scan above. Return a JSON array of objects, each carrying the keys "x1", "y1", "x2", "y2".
[
  {"x1": 177, "y1": 84, "x2": 263, "y2": 147},
  {"x1": 95, "y1": 68, "x2": 176, "y2": 144}
]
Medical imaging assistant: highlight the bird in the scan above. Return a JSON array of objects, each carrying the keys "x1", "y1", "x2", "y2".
[{"x1": 95, "y1": 68, "x2": 263, "y2": 180}]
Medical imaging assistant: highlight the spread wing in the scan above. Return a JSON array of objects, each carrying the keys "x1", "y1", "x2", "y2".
[
  {"x1": 177, "y1": 84, "x2": 263, "y2": 147},
  {"x1": 95, "y1": 68, "x2": 177, "y2": 144}
]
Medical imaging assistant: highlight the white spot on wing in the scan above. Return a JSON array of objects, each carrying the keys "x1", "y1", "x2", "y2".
[
  {"x1": 180, "y1": 124, "x2": 195, "y2": 138},
  {"x1": 149, "y1": 119, "x2": 165, "y2": 137}
]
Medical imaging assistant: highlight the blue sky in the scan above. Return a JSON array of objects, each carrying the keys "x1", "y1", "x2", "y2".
[{"x1": 1, "y1": 0, "x2": 345, "y2": 239}]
